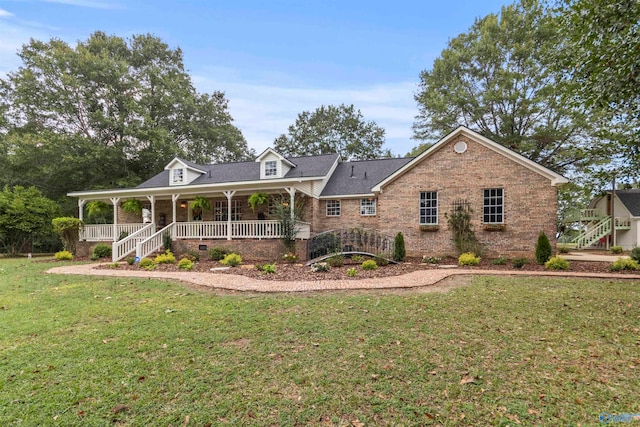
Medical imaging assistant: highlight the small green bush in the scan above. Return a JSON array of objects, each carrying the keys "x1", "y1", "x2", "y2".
[
  {"x1": 282, "y1": 252, "x2": 299, "y2": 263},
  {"x1": 183, "y1": 249, "x2": 200, "y2": 262},
  {"x1": 610, "y1": 246, "x2": 623, "y2": 254},
  {"x1": 393, "y1": 232, "x2": 406, "y2": 262},
  {"x1": 162, "y1": 232, "x2": 173, "y2": 252},
  {"x1": 422, "y1": 255, "x2": 442, "y2": 264},
  {"x1": 512, "y1": 257, "x2": 527, "y2": 269},
  {"x1": 351, "y1": 255, "x2": 365, "y2": 262},
  {"x1": 92, "y1": 243, "x2": 112, "y2": 259},
  {"x1": 106, "y1": 262, "x2": 119, "y2": 269},
  {"x1": 155, "y1": 250, "x2": 176, "y2": 264},
  {"x1": 630, "y1": 247, "x2": 640, "y2": 262},
  {"x1": 545, "y1": 256, "x2": 570, "y2": 270},
  {"x1": 374, "y1": 255, "x2": 389, "y2": 266},
  {"x1": 557, "y1": 245, "x2": 570, "y2": 254},
  {"x1": 54, "y1": 250, "x2": 73, "y2": 260},
  {"x1": 458, "y1": 252, "x2": 480, "y2": 266},
  {"x1": 491, "y1": 256, "x2": 507, "y2": 265},
  {"x1": 177, "y1": 258, "x2": 194, "y2": 270},
  {"x1": 209, "y1": 246, "x2": 229, "y2": 261},
  {"x1": 220, "y1": 253, "x2": 242, "y2": 267},
  {"x1": 347, "y1": 267, "x2": 358, "y2": 277},
  {"x1": 138, "y1": 258, "x2": 156, "y2": 270},
  {"x1": 125, "y1": 257, "x2": 135, "y2": 265},
  {"x1": 261, "y1": 263, "x2": 277, "y2": 274},
  {"x1": 362, "y1": 259, "x2": 378, "y2": 270},
  {"x1": 610, "y1": 258, "x2": 640, "y2": 271},
  {"x1": 311, "y1": 262, "x2": 330, "y2": 272},
  {"x1": 535, "y1": 231, "x2": 552, "y2": 265},
  {"x1": 327, "y1": 255, "x2": 345, "y2": 267}
]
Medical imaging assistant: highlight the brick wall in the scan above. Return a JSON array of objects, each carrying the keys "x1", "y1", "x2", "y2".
[
  {"x1": 376, "y1": 135, "x2": 558, "y2": 258},
  {"x1": 313, "y1": 198, "x2": 379, "y2": 231},
  {"x1": 173, "y1": 239, "x2": 308, "y2": 262}
]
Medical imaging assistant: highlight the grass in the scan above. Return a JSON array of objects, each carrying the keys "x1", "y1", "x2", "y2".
[{"x1": 1, "y1": 258, "x2": 639, "y2": 426}]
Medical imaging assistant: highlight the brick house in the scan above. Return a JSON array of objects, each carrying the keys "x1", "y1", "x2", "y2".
[{"x1": 68, "y1": 126, "x2": 568, "y2": 261}]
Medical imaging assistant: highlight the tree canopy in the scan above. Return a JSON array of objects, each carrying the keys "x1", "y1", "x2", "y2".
[
  {"x1": 412, "y1": 0, "x2": 608, "y2": 175},
  {"x1": 274, "y1": 104, "x2": 388, "y2": 160},
  {"x1": 0, "y1": 32, "x2": 253, "y2": 209}
]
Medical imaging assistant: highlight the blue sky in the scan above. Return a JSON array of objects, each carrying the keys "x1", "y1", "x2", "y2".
[{"x1": 0, "y1": 0, "x2": 509, "y2": 156}]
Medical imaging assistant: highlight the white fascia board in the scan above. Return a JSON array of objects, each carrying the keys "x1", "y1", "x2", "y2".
[
  {"x1": 68, "y1": 176, "x2": 323, "y2": 199},
  {"x1": 255, "y1": 147, "x2": 296, "y2": 167},
  {"x1": 372, "y1": 126, "x2": 569, "y2": 192},
  {"x1": 164, "y1": 158, "x2": 206, "y2": 174}
]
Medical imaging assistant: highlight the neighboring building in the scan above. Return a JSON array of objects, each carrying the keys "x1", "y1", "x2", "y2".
[
  {"x1": 68, "y1": 126, "x2": 568, "y2": 261},
  {"x1": 571, "y1": 189, "x2": 638, "y2": 250}
]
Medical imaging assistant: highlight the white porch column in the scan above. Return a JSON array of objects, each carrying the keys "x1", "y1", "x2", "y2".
[
  {"x1": 146, "y1": 195, "x2": 156, "y2": 225},
  {"x1": 223, "y1": 190, "x2": 236, "y2": 240},
  {"x1": 172, "y1": 194, "x2": 180, "y2": 225},
  {"x1": 285, "y1": 187, "x2": 296, "y2": 220},
  {"x1": 110, "y1": 197, "x2": 120, "y2": 242},
  {"x1": 78, "y1": 199, "x2": 86, "y2": 222}
]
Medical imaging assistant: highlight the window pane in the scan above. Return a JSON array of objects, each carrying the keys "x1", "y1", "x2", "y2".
[
  {"x1": 483, "y1": 188, "x2": 504, "y2": 223},
  {"x1": 419, "y1": 191, "x2": 438, "y2": 224}
]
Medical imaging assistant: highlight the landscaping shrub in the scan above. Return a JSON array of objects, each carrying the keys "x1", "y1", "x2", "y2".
[
  {"x1": 422, "y1": 255, "x2": 442, "y2": 264},
  {"x1": 374, "y1": 255, "x2": 389, "y2": 266},
  {"x1": 52, "y1": 217, "x2": 83, "y2": 255},
  {"x1": 610, "y1": 246, "x2": 623, "y2": 254},
  {"x1": 327, "y1": 255, "x2": 345, "y2": 267},
  {"x1": 535, "y1": 231, "x2": 552, "y2": 264},
  {"x1": 311, "y1": 262, "x2": 330, "y2": 272},
  {"x1": 162, "y1": 232, "x2": 173, "y2": 252},
  {"x1": 183, "y1": 249, "x2": 200, "y2": 262},
  {"x1": 351, "y1": 255, "x2": 365, "y2": 262},
  {"x1": 491, "y1": 256, "x2": 507, "y2": 265},
  {"x1": 512, "y1": 258, "x2": 528, "y2": 269},
  {"x1": 362, "y1": 259, "x2": 378, "y2": 270},
  {"x1": 54, "y1": 250, "x2": 73, "y2": 260},
  {"x1": 393, "y1": 232, "x2": 406, "y2": 262},
  {"x1": 261, "y1": 263, "x2": 277, "y2": 274},
  {"x1": 92, "y1": 243, "x2": 112, "y2": 259},
  {"x1": 347, "y1": 267, "x2": 358, "y2": 277},
  {"x1": 155, "y1": 250, "x2": 176, "y2": 264},
  {"x1": 177, "y1": 258, "x2": 194, "y2": 270},
  {"x1": 220, "y1": 253, "x2": 242, "y2": 267},
  {"x1": 138, "y1": 258, "x2": 156, "y2": 270},
  {"x1": 106, "y1": 263, "x2": 119, "y2": 269},
  {"x1": 631, "y1": 247, "x2": 640, "y2": 262},
  {"x1": 545, "y1": 256, "x2": 570, "y2": 270},
  {"x1": 458, "y1": 252, "x2": 480, "y2": 266},
  {"x1": 557, "y1": 245, "x2": 570, "y2": 254},
  {"x1": 209, "y1": 246, "x2": 229, "y2": 261},
  {"x1": 282, "y1": 252, "x2": 299, "y2": 263},
  {"x1": 610, "y1": 258, "x2": 640, "y2": 271},
  {"x1": 125, "y1": 257, "x2": 135, "y2": 265}
]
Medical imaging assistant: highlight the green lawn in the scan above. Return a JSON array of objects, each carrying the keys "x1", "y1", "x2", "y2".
[{"x1": 1, "y1": 258, "x2": 638, "y2": 426}]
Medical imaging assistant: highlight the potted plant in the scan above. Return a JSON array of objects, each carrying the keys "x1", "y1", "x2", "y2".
[
  {"x1": 248, "y1": 192, "x2": 269, "y2": 212},
  {"x1": 86, "y1": 201, "x2": 110, "y2": 223},
  {"x1": 122, "y1": 199, "x2": 143, "y2": 215},
  {"x1": 190, "y1": 196, "x2": 211, "y2": 220}
]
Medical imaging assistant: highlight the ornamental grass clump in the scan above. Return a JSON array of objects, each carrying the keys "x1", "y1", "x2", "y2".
[
  {"x1": 545, "y1": 256, "x2": 570, "y2": 270},
  {"x1": 220, "y1": 253, "x2": 242, "y2": 267},
  {"x1": 610, "y1": 258, "x2": 639, "y2": 271},
  {"x1": 311, "y1": 262, "x2": 330, "y2": 272},
  {"x1": 54, "y1": 250, "x2": 73, "y2": 260},
  {"x1": 347, "y1": 267, "x2": 358, "y2": 277},
  {"x1": 610, "y1": 246, "x2": 623, "y2": 254},
  {"x1": 458, "y1": 252, "x2": 480, "y2": 266}
]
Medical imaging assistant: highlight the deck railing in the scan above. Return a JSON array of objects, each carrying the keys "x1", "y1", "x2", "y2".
[{"x1": 82, "y1": 223, "x2": 148, "y2": 241}]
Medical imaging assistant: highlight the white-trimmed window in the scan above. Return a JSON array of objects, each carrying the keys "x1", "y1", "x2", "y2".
[
  {"x1": 326, "y1": 200, "x2": 341, "y2": 217},
  {"x1": 483, "y1": 188, "x2": 504, "y2": 224},
  {"x1": 265, "y1": 160, "x2": 277, "y2": 177},
  {"x1": 360, "y1": 198, "x2": 376, "y2": 216},
  {"x1": 214, "y1": 200, "x2": 242, "y2": 221},
  {"x1": 173, "y1": 168, "x2": 184, "y2": 183},
  {"x1": 419, "y1": 191, "x2": 438, "y2": 224}
]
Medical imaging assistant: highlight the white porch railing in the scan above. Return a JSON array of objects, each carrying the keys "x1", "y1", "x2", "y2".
[
  {"x1": 175, "y1": 221, "x2": 229, "y2": 239},
  {"x1": 173, "y1": 220, "x2": 311, "y2": 239},
  {"x1": 580, "y1": 209, "x2": 604, "y2": 221},
  {"x1": 112, "y1": 223, "x2": 155, "y2": 262},
  {"x1": 615, "y1": 216, "x2": 632, "y2": 229},
  {"x1": 81, "y1": 223, "x2": 148, "y2": 242}
]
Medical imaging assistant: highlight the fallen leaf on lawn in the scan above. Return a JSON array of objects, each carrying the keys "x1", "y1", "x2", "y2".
[
  {"x1": 112, "y1": 404, "x2": 128, "y2": 414},
  {"x1": 352, "y1": 420, "x2": 364, "y2": 427},
  {"x1": 183, "y1": 415, "x2": 190, "y2": 426},
  {"x1": 460, "y1": 375, "x2": 476, "y2": 385}
]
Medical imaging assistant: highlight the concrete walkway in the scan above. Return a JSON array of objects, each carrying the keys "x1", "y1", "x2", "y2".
[{"x1": 47, "y1": 263, "x2": 640, "y2": 293}]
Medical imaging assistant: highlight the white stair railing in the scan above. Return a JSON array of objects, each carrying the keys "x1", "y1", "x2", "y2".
[
  {"x1": 573, "y1": 216, "x2": 611, "y2": 249},
  {"x1": 111, "y1": 223, "x2": 155, "y2": 262},
  {"x1": 136, "y1": 223, "x2": 175, "y2": 261}
]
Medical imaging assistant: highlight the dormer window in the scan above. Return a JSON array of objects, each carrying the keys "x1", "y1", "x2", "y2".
[
  {"x1": 173, "y1": 168, "x2": 184, "y2": 183},
  {"x1": 265, "y1": 161, "x2": 277, "y2": 177}
]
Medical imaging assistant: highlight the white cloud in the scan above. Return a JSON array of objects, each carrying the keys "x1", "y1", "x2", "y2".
[
  {"x1": 193, "y1": 73, "x2": 419, "y2": 156},
  {"x1": 0, "y1": 9, "x2": 15, "y2": 17}
]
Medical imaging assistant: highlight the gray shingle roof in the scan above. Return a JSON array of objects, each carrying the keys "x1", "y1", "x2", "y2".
[
  {"x1": 320, "y1": 157, "x2": 414, "y2": 197},
  {"x1": 136, "y1": 153, "x2": 339, "y2": 189},
  {"x1": 616, "y1": 189, "x2": 640, "y2": 216}
]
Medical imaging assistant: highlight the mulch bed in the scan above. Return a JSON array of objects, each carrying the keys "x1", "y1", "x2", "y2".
[{"x1": 92, "y1": 255, "x2": 640, "y2": 281}]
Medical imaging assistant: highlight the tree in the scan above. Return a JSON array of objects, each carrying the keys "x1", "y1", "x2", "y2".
[
  {"x1": 0, "y1": 32, "x2": 253, "y2": 204},
  {"x1": 413, "y1": 0, "x2": 608, "y2": 175},
  {"x1": 0, "y1": 186, "x2": 60, "y2": 256},
  {"x1": 274, "y1": 104, "x2": 388, "y2": 160},
  {"x1": 558, "y1": 0, "x2": 640, "y2": 180}
]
